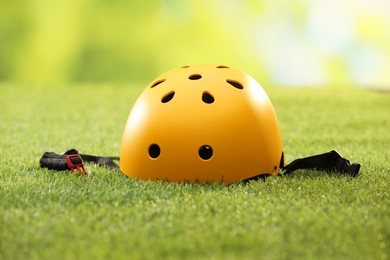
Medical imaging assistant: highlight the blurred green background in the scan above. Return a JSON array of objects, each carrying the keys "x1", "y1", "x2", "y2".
[{"x1": 1, "y1": 0, "x2": 389, "y2": 87}]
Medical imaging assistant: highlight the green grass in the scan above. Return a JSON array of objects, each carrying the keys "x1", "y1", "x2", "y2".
[{"x1": 1, "y1": 84, "x2": 389, "y2": 259}]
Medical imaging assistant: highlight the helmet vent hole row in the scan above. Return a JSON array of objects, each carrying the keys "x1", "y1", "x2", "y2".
[
  {"x1": 189, "y1": 74, "x2": 202, "y2": 80},
  {"x1": 161, "y1": 91, "x2": 214, "y2": 104},
  {"x1": 148, "y1": 144, "x2": 213, "y2": 160},
  {"x1": 161, "y1": 91, "x2": 175, "y2": 103},
  {"x1": 226, "y1": 80, "x2": 244, "y2": 90},
  {"x1": 202, "y1": 92, "x2": 214, "y2": 104},
  {"x1": 150, "y1": 79, "x2": 166, "y2": 88}
]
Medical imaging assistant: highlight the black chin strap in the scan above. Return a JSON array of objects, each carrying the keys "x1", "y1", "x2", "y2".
[
  {"x1": 282, "y1": 150, "x2": 361, "y2": 177},
  {"x1": 78, "y1": 153, "x2": 119, "y2": 170},
  {"x1": 39, "y1": 149, "x2": 119, "y2": 175},
  {"x1": 40, "y1": 149, "x2": 360, "y2": 178}
]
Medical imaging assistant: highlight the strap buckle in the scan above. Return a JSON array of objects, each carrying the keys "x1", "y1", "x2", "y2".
[{"x1": 66, "y1": 154, "x2": 87, "y2": 175}]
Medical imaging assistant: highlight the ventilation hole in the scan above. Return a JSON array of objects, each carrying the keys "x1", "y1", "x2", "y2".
[
  {"x1": 226, "y1": 80, "x2": 244, "y2": 89},
  {"x1": 202, "y1": 92, "x2": 214, "y2": 104},
  {"x1": 199, "y1": 145, "x2": 213, "y2": 160},
  {"x1": 148, "y1": 144, "x2": 160, "y2": 159},
  {"x1": 217, "y1": 65, "x2": 230, "y2": 68},
  {"x1": 161, "y1": 91, "x2": 175, "y2": 103},
  {"x1": 189, "y1": 74, "x2": 202, "y2": 80},
  {"x1": 180, "y1": 65, "x2": 190, "y2": 68},
  {"x1": 150, "y1": 79, "x2": 165, "y2": 88}
]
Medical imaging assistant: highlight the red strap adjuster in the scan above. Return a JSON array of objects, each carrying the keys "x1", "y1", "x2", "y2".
[{"x1": 66, "y1": 154, "x2": 87, "y2": 175}]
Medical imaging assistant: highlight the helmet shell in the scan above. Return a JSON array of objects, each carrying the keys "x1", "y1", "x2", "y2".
[{"x1": 120, "y1": 64, "x2": 283, "y2": 183}]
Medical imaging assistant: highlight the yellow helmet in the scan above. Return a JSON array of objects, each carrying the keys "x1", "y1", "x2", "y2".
[{"x1": 120, "y1": 64, "x2": 284, "y2": 183}]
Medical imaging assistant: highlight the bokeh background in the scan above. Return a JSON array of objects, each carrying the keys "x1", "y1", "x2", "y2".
[{"x1": 1, "y1": 0, "x2": 389, "y2": 88}]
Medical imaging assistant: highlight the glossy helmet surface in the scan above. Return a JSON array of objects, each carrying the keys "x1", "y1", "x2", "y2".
[{"x1": 120, "y1": 64, "x2": 283, "y2": 183}]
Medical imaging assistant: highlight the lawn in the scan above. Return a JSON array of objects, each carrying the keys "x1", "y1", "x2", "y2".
[{"x1": 0, "y1": 83, "x2": 389, "y2": 259}]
